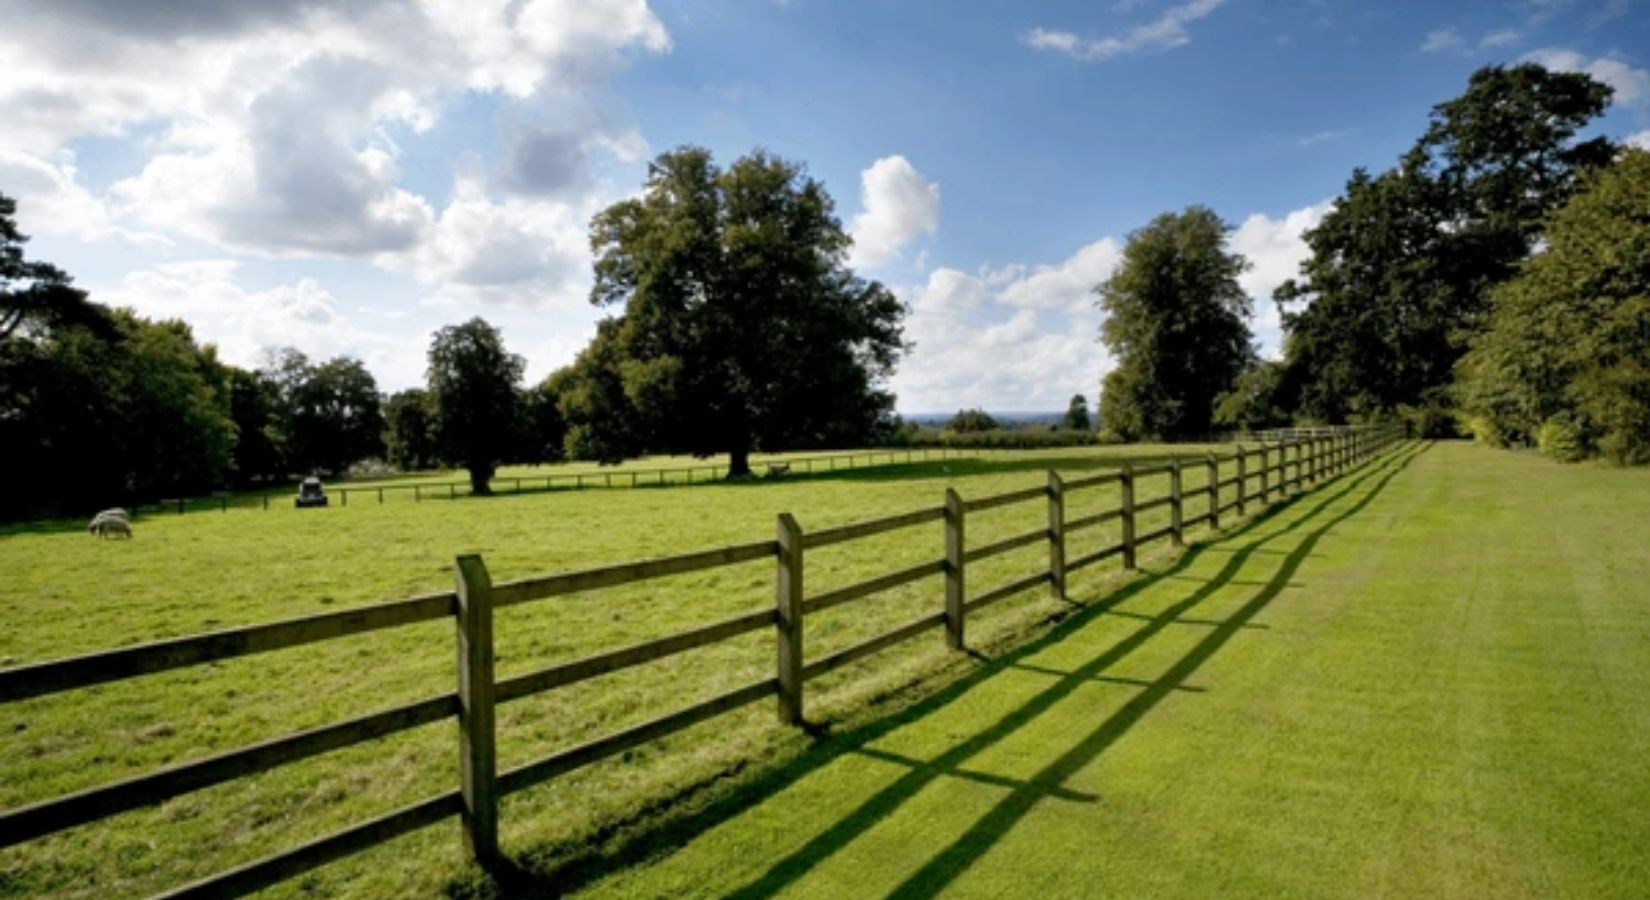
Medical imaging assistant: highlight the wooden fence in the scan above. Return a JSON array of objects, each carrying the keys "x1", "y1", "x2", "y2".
[
  {"x1": 0, "y1": 425, "x2": 1404, "y2": 897},
  {"x1": 144, "y1": 446, "x2": 987, "y2": 515}
]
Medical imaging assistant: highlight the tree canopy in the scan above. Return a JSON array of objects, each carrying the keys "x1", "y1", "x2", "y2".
[
  {"x1": 1062, "y1": 394, "x2": 1092, "y2": 431},
  {"x1": 1097, "y1": 206, "x2": 1252, "y2": 441},
  {"x1": 1278, "y1": 64, "x2": 1614, "y2": 421},
  {"x1": 427, "y1": 317, "x2": 524, "y2": 494},
  {"x1": 1457, "y1": 148, "x2": 1650, "y2": 464},
  {"x1": 574, "y1": 146, "x2": 906, "y2": 477}
]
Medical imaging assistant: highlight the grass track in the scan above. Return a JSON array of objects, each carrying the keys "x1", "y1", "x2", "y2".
[{"x1": 564, "y1": 442, "x2": 1650, "y2": 899}]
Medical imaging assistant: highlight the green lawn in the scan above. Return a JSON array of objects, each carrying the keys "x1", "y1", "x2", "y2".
[
  {"x1": 566, "y1": 441, "x2": 1650, "y2": 899},
  {"x1": 5, "y1": 441, "x2": 1645, "y2": 898}
]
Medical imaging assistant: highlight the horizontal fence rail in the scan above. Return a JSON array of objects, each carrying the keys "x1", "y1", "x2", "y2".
[
  {"x1": 130, "y1": 446, "x2": 1025, "y2": 516},
  {"x1": 0, "y1": 424, "x2": 1405, "y2": 897}
]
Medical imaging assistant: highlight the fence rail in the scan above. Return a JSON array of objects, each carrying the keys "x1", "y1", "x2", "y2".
[
  {"x1": 0, "y1": 425, "x2": 1405, "y2": 898},
  {"x1": 138, "y1": 446, "x2": 1004, "y2": 516}
]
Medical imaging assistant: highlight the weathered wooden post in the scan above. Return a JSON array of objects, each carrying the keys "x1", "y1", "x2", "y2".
[
  {"x1": 378, "y1": 487, "x2": 384, "y2": 504},
  {"x1": 775, "y1": 513, "x2": 804, "y2": 725},
  {"x1": 1047, "y1": 471, "x2": 1066, "y2": 601},
  {"x1": 415, "y1": 485, "x2": 422, "y2": 502},
  {"x1": 449, "y1": 483, "x2": 456, "y2": 500},
  {"x1": 1169, "y1": 459, "x2": 1184, "y2": 546},
  {"x1": 1207, "y1": 452, "x2": 1220, "y2": 530},
  {"x1": 1120, "y1": 464, "x2": 1137, "y2": 570},
  {"x1": 944, "y1": 488, "x2": 966, "y2": 649},
  {"x1": 453, "y1": 554, "x2": 498, "y2": 870},
  {"x1": 340, "y1": 489, "x2": 347, "y2": 508},
  {"x1": 1236, "y1": 446, "x2": 1248, "y2": 516},
  {"x1": 262, "y1": 494, "x2": 269, "y2": 511},
  {"x1": 1259, "y1": 444, "x2": 1271, "y2": 505}
]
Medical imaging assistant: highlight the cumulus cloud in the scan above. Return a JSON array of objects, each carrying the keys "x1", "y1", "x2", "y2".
[
  {"x1": 996, "y1": 237, "x2": 1123, "y2": 313},
  {"x1": 847, "y1": 155, "x2": 941, "y2": 270},
  {"x1": 1230, "y1": 199, "x2": 1333, "y2": 357},
  {"x1": 0, "y1": 149, "x2": 165, "y2": 244},
  {"x1": 1626, "y1": 130, "x2": 1650, "y2": 149},
  {"x1": 95, "y1": 261, "x2": 431, "y2": 387},
  {"x1": 1025, "y1": 0, "x2": 1230, "y2": 62},
  {"x1": 1480, "y1": 29, "x2": 1522, "y2": 49},
  {"x1": 382, "y1": 176, "x2": 594, "y2": 305},
  {"x1": 0, "y1": 0, "x2": 671, "y2": 299},
  {"x1": 890, "y1": 237, "x2": 1121, "y2": 412},
  {"x1": 1524, "y1": 47, "x2": 1650, "y2": 108}
]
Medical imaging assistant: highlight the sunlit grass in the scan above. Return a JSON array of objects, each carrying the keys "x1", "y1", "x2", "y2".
[{"x1": 1, "y1": 442, "x2": 1245, "y2": 898}]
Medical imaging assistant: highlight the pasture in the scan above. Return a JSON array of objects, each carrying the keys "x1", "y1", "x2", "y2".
[
  {"x1": 4, "y1": 440, "x2": 1648, "y2": 898},
  {"x1": 2, "y1": 442, "x2": 1224, "y2": 898}
]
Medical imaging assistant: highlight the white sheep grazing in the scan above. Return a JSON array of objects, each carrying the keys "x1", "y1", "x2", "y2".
[{"x1": 89, "y1": 511, "x2": 133, "y2": 539}]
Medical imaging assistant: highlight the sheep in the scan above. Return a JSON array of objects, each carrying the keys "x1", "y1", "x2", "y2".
[{"x1": 88, "y1": 510, "x2": 133, "y2": 539}]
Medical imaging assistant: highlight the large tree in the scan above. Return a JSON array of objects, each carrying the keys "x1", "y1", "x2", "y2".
[
  {"x1": 265, "y1": 350, "x2": 384, "y2": 475},
  {"x1": 1278, "y1": 64, "x2": 1614, "y2": 420},
  {"x1": 1458, "y1": 148, "x2": 1650, "y2": 464},
  {"x1": 1098, "y1": 206, "x2": 1252, "y2": 441},
  {"x1": 584, "y1": 146, "x2": 906, "y2": 477},
  {"x1": 427, "y1": 317, "x2": 524, "y2": 494}
]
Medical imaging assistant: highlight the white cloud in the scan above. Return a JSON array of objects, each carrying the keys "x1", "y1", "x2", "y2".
[
  {"x1": 847, "y1": 155, "x2": 941, "y2": 270},
  {"x1": 1480, "y1": 29, "x2": 1522, "y2": 49},
  {"x1": 1421, "y1": 28, "x2": 1464, "y2": 53},
  {"x1": 1025, "y1": 0, "x2": 1230, "y2": 62},
  {"x1": 1626, "y1": 130, "x2": 1650, "y2": 149},
  {"x1": 0, "y1": 149, "x2": 165, "y2": 245},
  {"x1": 95, "y1": 261, "x2": 431, "y2": 387},
  {"x1": 1229, "y1": 199, "x2": 1333, "y2": 357},
  {"x1": 996, "y1": 237, "x2": 1123, "y2": 314},
  {"x1": 0, "y1": 0, "x2": 670, "y2": 298},
  {"x1": 1524, "y1": 47, "x2": 1650, "y2": 108},
  {"x1": 382, "y1": 175, "x2": 595, "y2": 306},
  {"x1": 1298, "y1": 128, "x2": 1353, "y2": 147}
]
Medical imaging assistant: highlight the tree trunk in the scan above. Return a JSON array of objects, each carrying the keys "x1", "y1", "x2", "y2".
[
  {"x1": 468, "y1": 463, "x2": 493, "y2": 496},
  {"x1": 727, "y1": 447, "x2": 752, "y2": 479}
]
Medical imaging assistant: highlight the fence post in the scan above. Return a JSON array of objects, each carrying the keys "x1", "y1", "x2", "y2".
[
  {"x1": 1047, "y1": 471, "x2": 1066, "y2": 601},
  {"x1": 453, "y1": 554, "x2": 499, "y2": 871},
  {"x1": 1236, "y1": 447, "x2": 1247, "y2": 516},
  {"x1": 415, "y1": 485, "x2": 422, "y2": 503},
  {"x1": 944, "y1": 488, "x2": 966, "y2": 649},
  {"x1": 450, "y1": 483, "x2": 457, "y2": 500},
  {"x1": 341, "y1": 489, "x2": 347, "y2": 508},
  {"x1": 1120, "y1": 464, "x2": 1137, "y2": 570},
  {"x1": 1206, "y1": 453, "x2": 1220, "y2": 530},
  {"x1": 775, "y1": 513, "x2": 804, "y2": 725},
  {"x1": 1259, "y1": 444, "x2": 1271, "y2": 505},
  {"x1": 262, "y1": 494, "x2": 269, "y2": 511},
  {"x1": 177, "y1": 497, "x2": 185, "y2": 515},
  {"x1": 1169, "y1": 459, "x2": 1184, "y2": 546}
]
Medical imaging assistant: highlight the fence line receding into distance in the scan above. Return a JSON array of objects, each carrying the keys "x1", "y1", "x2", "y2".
[{"x1": 0, "y1": 425, "x2": 1405, "y2": 898}]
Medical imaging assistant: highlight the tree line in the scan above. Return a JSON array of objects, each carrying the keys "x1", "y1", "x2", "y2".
[
  {"x1": 1095, "y1": 63, "x2": 1650, "y2": 465},
  {"x1": 0, "y1": 147, "x2": 913, "y2": 517}
]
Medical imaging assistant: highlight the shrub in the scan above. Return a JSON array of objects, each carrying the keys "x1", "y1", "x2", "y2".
[{"x1": 1537, "y1": 416, "x2": 1587, "y2": 463}]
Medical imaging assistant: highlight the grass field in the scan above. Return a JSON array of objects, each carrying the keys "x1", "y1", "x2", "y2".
[
  {"x1": 0, "y1": 442, "x2": 1226, "y2": 898},
  {"x1": 5, "y1": 441, "x2": 1648, "y2": 898}
]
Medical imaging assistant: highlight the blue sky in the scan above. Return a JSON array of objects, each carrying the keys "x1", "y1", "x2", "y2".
[{"x1": 2, "y1": 0, "x2": 1646, "y2": 412}]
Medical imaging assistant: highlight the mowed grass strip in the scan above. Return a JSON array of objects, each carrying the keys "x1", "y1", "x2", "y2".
[
  {"x1": 0, "y1": 444, "x2": 1238, "y2": 898},
  {"x1": 567, "y1": 442, "x2": 1650, "y2": 900}
]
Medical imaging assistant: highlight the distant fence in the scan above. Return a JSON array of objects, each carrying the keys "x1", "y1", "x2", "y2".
[
  {"x1": 139, "y1": 446, "x2": 987, "y2": 515},
  {"x1": 0, "y1": 425, "x2": 1404, "y2": 897}
]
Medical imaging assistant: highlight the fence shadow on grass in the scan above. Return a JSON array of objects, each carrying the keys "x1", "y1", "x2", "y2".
[{"x1": 468, "y1": 442, "x2": 1430, "y2": 899}]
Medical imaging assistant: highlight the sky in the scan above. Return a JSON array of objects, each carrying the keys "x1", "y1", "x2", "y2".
[{"x1": 2, "y1": 0, "x2": 1647, "y2": 414}]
